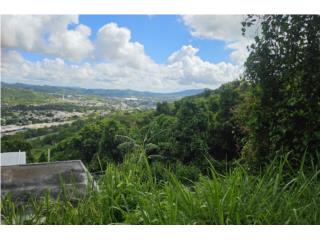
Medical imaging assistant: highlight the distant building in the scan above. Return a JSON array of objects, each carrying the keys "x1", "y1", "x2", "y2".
[{"x1": 1, "y1": 152, "x2": 27, "y2": 166}]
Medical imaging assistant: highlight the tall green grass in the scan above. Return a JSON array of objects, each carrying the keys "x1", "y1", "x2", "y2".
[{"x1": 1, "y1": 150, "x2": 320, "y2": 224}]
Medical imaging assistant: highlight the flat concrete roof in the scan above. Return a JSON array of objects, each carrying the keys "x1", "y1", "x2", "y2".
[{"x1": 1, "y1": 160, "x2": 94, "y2": 203}]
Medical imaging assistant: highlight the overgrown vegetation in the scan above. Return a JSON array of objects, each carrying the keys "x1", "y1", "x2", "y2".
[
  {"x1": 2, "y1": 149, "x2": 320, "y2": 224},
  {"x1": 1, "y1": 15, "x2": 320, "y2": 224},
  {"x1": 241, "y1": 15, "x2": 320, "y2": 167}
]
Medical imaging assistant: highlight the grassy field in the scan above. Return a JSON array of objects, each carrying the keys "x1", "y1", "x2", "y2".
[{"x1": 2, "y1": 149, "x2": 319, "y2": 225}]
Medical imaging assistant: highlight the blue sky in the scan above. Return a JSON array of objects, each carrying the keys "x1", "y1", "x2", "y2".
[
  {"x1": 79, "y1": 15, "x2": 232, "y2": 64},
  {"x1": 2, "y1": 15, "x2": 250, "y2": 91},
  {"x1": 21, "y1": 15, "x2": 233, "y2": 64}
]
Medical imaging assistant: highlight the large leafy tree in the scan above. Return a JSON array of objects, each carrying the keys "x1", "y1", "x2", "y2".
[
  {"x1": 174, "y1": 99, "x2": 211, "y2": 163},
  {"x1": 209, "y1": 81, "x2": 243, "y2": 160},
  {"x1": 98, "y1": 119, "x2": 125, "y2": 163},
  {"x1": 243, "y1": 15, "x2": 320, "y2": 166},
  {"x1": 51, "y1": 123, "x2": 103, "y2": 164}
]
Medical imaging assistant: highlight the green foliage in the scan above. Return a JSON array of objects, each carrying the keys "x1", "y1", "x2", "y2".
[
  {"x1": 1, "y1": 134, "x2": 34, "y2": 163},
  {"x1": 2, "y1": 15, "x2": 320, "y2": 225},
  {"x1": 51, "y1": 123, "x2": 103, "y2": 164},
  {"x1": 38, "y1": 152, "x2": 47, "y2": 162},
  {"x1": 2, "y1": 151, "x2": 319, "y2": 224},
  {"x1": 93, "y1": 119, "x2": 126, "y2": 170},
  {"x1": 208, "y1": 81, "x2": 246, "y2": 160},
  {"x1": 173, "y1": 99, "x2": 210, "y2": 163},
  {"x1": 26, "y1": 80, "x2": 250, "y2": 171},
  {"x1": 242, "y1": 15, "x2": 320, "y2": 167},
  {"x1": 1, "y1": 87, "x2": 56, "y2": 105},
  {"x1": 173, "y1": 161, "x2": 201, "y2": 183},
  {"x1": 156, "y1": 101, "x2": 174, "y2": 115}
]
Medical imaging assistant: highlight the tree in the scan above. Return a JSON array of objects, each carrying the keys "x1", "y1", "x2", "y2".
[
  {"x1": 243, "y1": 15, "x2": 320, "y2": 166},
  {"x1": 156, "y1": 101, "x2": 172, "y2": 115},
  {"x1": 51, "y1": 123, "x2": 103, "y2": 164},
  {"x1": 1, "y1": 135, "x2": 34, "y2": 163},
  {"x1": 77, "y1": 124, "x2": 103, "y2": 164},
  {"x1": 209, "y1": 82, "x2": 242, "y2": 160},
  {"x1": 98, "y1": 120, "x2": 125, "y2": 164},
  {"x1": 174, "y1": 99, "x2": 211, "y2": 163}
]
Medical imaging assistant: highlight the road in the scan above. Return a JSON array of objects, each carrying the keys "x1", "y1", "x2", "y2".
[{"x1": 1, "y1": 121, "x2": 74, "y2": 136}]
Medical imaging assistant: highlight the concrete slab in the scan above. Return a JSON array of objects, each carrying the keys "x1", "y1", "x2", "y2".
[{"x1": 1, "y1": 160, "x2": 94, "y2": 204}]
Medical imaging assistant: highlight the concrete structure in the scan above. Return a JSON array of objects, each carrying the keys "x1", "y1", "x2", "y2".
[
  {"x1": 1, "y1": 152, "x2": 27, "y2": 166},
  {"x1": 1, "y1": 160, "x2": 95, "y2": 204}
]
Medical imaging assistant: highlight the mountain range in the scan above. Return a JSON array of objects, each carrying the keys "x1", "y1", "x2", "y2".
[{"x1": 2, "y1": 82, "x2": 206, "y2": 98}]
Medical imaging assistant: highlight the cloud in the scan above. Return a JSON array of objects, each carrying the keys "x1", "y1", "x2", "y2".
[
  {"x1": 166, "y1": 45, "x2": 241, "y2": 86},
  {"x1": 182, "y1": 15, "x2": 246, "y2": 41},
  {"x1": 96, "y1": 23, "x2": 155, "y2": 68},
  {"x1": 182, "y1": 15, "x2": 255, "y2": 65},
  {"x1": 1, "y1": 15, "x2": 94, "y2": 62},
  {"x1": 2, "y1": 46, "x2": 241, "y2": 91},
  {"x1": 1, "y1": 15, "x2": 244, "y2": 92},
  {"x1": 46, "y1": 24, "x2": 94, "y2": 62},
  {"x1": 226, "y1": 40, "x2": 251, "y2": 65},
  {"x1": 1, "y1": 50, "x2": 165, "y2": 90},
  {"x1": 1, "y1": 17, "x2": 151, "y2": 65}
]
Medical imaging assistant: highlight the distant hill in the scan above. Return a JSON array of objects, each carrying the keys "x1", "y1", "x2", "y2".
[
  {"x1": 2, "y1": 82, "x2": 206, "y2": 98},
  {"x1": 1, "y1": 85, "x2": 57, "y2": 105}
]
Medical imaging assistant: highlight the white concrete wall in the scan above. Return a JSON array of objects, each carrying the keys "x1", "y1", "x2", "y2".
[{"x1": 1, "y1": 152, "x2": 27, "y2": 166}]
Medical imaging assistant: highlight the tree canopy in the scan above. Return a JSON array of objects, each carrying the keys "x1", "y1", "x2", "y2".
[{"x1": 242, "y1": 15, "x2": 320, "y2": 166}]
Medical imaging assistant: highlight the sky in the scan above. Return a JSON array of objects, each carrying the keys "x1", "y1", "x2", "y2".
[{"x1": 1, "y1": 15, "x2": 255, "y2": 92}]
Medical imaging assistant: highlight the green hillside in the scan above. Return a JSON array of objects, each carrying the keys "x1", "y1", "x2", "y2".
[{"x1": 1, "y1": 87, "x2": 57, "y2": 105}]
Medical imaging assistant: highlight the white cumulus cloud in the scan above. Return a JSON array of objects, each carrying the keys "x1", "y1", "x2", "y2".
[
  {"x1": 1, "y1": 15, "x2": 94, "y2": 62},
  {"x1": 182, "y1": 15, "x2": 256, "y2": 65},
  {"x1": 1, "y1": 15, "x2": 246, "y2": 92},
  {"x1": 2, "y1": 47, "x2": 241, "y2": 92},
  {"x1": 166, "y1": 45, "x2": 241, "y2": 86},
  {"x1": 96, "y1": 22, "x2": 155, "y2": 69}
]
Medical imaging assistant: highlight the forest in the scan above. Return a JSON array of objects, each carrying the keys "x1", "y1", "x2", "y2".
[{"x1": 1, "y1": 15, "x2": 320, "y2": 224}]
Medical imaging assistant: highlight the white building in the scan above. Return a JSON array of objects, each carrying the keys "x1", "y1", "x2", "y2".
[{"x1": 1, "y1": 152, "x2": 27, "y2": 166}]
